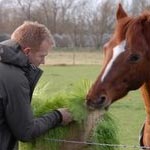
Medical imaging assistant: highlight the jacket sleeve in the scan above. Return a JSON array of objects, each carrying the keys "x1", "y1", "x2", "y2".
[{"x1": 4, "y1": 72, "x2": 62, "y2": 142}]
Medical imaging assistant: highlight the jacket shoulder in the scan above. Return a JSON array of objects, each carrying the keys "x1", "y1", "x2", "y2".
[{"x1": 0, "y1": 63, "x2": 29, "y2": 89}]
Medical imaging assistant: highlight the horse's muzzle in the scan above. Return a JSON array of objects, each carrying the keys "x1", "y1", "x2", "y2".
[{"x1": 86, "y1": 94, "x2": 110, "y2": 110}]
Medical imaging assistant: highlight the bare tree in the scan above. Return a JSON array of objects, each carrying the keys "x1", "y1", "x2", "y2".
[
  {"x1": 38, "y1": 0, "x2": 53, "y2": 30},
  {"x1": 69, "y1": 0, "x2": 92, "y2": 47},
  {"x1": 90, "y1": 0, "x2": 115, "y2": 48},
  {"x1": 38, "y1": 0, "x2": 61, "y2": 34},
  {"x1": 16, "y1": 0, "x2": 36, "y2": 20},
  {"x1": 130, "y1": 0, "x2": 150, "y2": 15},
  {"x1": 60, "y1": 0, "x2": 74, "y2": 26},
  {"x1": 0, "y1": 0, "x2": 122, "y2": 48}
]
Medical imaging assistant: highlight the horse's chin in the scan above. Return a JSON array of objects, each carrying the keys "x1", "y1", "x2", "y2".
[
  {"x1": 87, "y1": 102, "x2": 110, "y2": 112},
  {"x1": 87, "y1": 107, "x2": 109, "y2": 119}
]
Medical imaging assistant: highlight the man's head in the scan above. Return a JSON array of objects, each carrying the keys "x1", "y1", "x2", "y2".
[{"x1": 11, "y1": 21, "x2": 55, "y2": 66}]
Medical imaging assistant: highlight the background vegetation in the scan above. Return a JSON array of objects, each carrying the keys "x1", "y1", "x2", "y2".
[{"x1": 0, "y1": 0, "x2": 150, "y2": 48}]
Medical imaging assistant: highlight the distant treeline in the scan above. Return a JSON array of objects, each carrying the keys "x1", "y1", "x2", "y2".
[{"x1": 0, "y1": 0, "x2": 150, "y2": 48}]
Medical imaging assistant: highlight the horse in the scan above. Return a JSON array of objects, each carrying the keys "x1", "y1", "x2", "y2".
[{"x1": 86, "y1": 3, "x2": 150, "y2": 149}]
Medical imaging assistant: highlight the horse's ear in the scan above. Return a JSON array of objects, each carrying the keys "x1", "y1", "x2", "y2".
[{"x1": 116, "y1": 3, "x2": 128, "y2": 20}]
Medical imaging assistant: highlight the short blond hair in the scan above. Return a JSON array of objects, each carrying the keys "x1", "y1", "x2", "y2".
[{"x1": 11, "y1": 21, "x2": 55, "y2": 50}]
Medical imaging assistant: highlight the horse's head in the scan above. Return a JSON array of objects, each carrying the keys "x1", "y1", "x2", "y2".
[{"x1": 86, "y1": 4, "x2": 150, "y2": 110}]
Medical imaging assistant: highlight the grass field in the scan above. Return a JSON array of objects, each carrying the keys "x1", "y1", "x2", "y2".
[{"x1": 34, "y1": 64, "x2": 146, "y2": 148}]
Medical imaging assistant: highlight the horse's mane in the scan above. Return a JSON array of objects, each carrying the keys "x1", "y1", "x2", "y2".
[
  {"x1": 140, "y1": 10, "x2": 150, "y2": 22},
  {"x1": 110, "y1": 9, "x2": 150, "y2": 46},
  {"x1": 122, "y1": 10, "x2": 150, "y2": 52},
  {"x1": 114, "y1": 17, "x2": 132, "y2": 42}
]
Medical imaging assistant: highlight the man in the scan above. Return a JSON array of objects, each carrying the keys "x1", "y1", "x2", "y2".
[{"x1": 0, "y1": 21, "x2": 73, "y2": 150}]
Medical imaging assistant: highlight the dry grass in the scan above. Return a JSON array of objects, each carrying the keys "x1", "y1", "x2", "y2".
[{"x1": 45, "y1": 51, "x2": 104, "y2": 65}]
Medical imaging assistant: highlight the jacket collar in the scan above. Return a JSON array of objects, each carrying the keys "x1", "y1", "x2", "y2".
[{"x1": 0, "y1": 39, "x2": 43, "y2": 98}]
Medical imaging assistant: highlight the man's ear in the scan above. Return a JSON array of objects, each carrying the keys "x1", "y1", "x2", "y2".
[{"x1": 22, "y1": 47, "x2": 31, "y2": 56}]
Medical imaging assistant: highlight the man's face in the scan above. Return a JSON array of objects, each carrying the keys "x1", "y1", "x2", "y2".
[{"x1": 25, "y1": 40, "x2": 52, "y2": 67}]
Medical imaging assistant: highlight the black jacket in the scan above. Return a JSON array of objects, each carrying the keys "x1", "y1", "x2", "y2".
[{"x1": 0, "y1": 40, "x2": 62, "y2": 150}]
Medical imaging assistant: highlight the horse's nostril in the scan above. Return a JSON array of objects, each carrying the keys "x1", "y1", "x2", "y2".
[
  {"x1": 97, "y1": 95, "x2": 107, "y2": 105},
  {"x1": 101, "y1": 95, "x2": 106, "y2": 101}
]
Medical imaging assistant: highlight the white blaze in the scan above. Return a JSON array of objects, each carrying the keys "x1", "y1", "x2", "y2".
[{"x1": 101, "y1": 40, "x2": 126, "y2": 82}]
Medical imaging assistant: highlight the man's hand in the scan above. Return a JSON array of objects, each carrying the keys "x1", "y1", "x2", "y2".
[{"x1": 57, "y1": 108, "x2": 73, "y2": 125}]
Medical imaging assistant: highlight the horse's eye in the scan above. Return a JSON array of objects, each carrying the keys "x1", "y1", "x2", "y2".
[{"x1": 128, "y1": 54, "x2": 140, "y2": 63}]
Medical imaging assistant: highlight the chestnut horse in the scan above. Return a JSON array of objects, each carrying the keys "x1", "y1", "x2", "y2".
[{"x1": 86, "y1": 4, "x2": 150, "y2": 149}]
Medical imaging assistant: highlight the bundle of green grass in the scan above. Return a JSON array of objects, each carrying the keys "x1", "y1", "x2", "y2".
[{"x1": 19, "y1": 80, "x2": 119, "y2": 150}]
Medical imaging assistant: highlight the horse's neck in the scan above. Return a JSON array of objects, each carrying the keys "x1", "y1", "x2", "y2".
[
  {"x1": 140, "y1": 82, "x2": 150, "y2": 146},
  {"x1": 140, "y1": 82, "x2": 150, "y2": 123}
]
